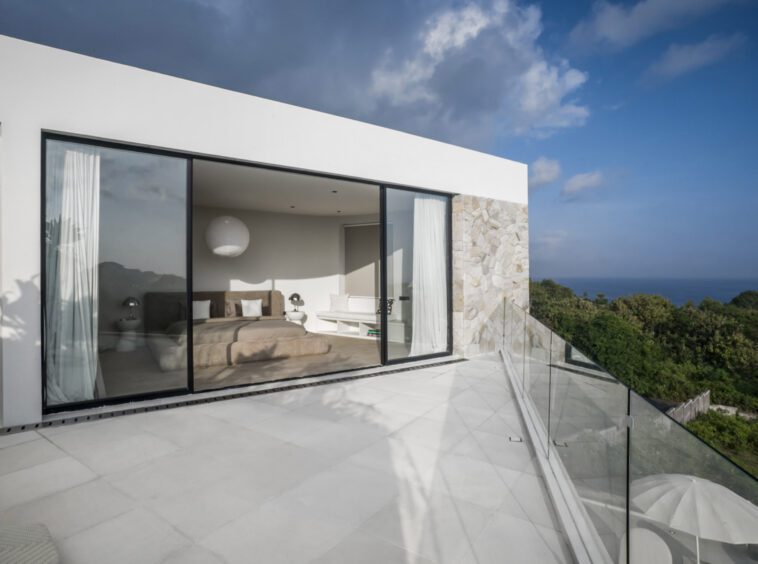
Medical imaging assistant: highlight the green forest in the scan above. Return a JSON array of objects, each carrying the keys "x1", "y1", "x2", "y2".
[{"x1": 530, "y1": 279, "x2": 758, "y2": 477}]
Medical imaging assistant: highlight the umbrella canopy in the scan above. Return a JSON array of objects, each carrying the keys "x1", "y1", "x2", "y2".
[{"x1": 631, "y1": 473, "x2": 758, "y2": 544}]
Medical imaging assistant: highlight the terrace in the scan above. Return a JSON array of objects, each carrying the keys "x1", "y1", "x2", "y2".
[{"x1": 0, "y1": 356, "x2": 570, "y2": 564}]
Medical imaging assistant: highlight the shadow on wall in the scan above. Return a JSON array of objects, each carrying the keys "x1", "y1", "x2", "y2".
[{"x1": 1, "y1": 277, "x2": 41, "y2": 424}]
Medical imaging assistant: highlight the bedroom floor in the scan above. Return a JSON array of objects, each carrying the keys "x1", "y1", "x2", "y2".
[
  {"x1": 0, "y1": 355, "x2": 571, "y2": 564},
  {"x1": 99, "y1": 335, "x2": 407, "y2": 397},
  {"x1": 194, "y1": 334, "x2": 386, "y2": 391}
]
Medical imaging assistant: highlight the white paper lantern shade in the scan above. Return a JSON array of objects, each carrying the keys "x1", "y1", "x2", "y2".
[{"x1": 205, "y1": 216, "x2": 250, "y2": 257}]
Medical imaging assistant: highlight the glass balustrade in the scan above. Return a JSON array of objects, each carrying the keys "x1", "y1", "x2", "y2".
[{"x1": 500, "y1": 298, "x2": 758, "y2": 564}]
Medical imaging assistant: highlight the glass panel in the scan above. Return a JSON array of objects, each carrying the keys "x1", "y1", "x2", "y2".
[
  {"x1": 190, "y1": 159, "x2": 381, "y2": 390},
  {"x1": 523, "y1": 315, "x2": 552, "y2": 450},
  {"x1": 44, "y1": 139, "x2": 188, "y2": 406},
  {"x1": 629, "y1": 391, "x2": 758, "y2": 564},
  {"x1": 550, "y1": 335, "x2": 629, "y2": 563},
  {"x1": 385, "y1": 188, "x2": 449, "y2": 361},
  {"x1": 505, "y1": 300, "x2": 527, "y2": 395}
]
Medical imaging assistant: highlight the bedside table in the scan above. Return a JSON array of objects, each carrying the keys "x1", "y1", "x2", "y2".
[
  {"x1": 115, "y1": 318, "x2": 141, "y2": 352},
  {"x1": 286, "y1": 310, "x2": 306, "y2": 325}
]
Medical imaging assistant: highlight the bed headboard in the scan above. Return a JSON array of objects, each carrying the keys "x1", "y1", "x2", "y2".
[
  {"x1": 143, "y1": 290, "x2": 285, "y2": 332},
  {"x1": 223, "y1": 290, "x2": 284, "y2": 318}
]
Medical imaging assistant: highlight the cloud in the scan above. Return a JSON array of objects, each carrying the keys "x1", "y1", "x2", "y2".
[
  {"x1": 647, "y1": 33, "x2": 747, "y2": 80},
  {"x1": 570, "y1": 0, "x2": 735, "y2": 50},
  {"x1": 369, "y1": 0, "x2": 589, "y2": 143},
  {"x1": 529, "y1": 157, "x2": 561, "y2": 190},
  {"x1": 562, "y1": 171, "x2": 604, "y2": 197},
  {"x1": 534, "y1": 230, "x2": 569, "y2": 256},
  {"x1": 0, "y1": 0, "x2": 588, "y2": 148}
]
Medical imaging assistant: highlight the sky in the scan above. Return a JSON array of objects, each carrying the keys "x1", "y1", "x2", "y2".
[{"x1": 1, "y1": 0, "x2": 757, "y2": 279}]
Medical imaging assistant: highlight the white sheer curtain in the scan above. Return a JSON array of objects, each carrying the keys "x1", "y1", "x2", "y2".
[
  {"x1": 410, "y1": 194, "x2": 448, "y2": 356},
  {"x1": 45, "y1": 145, "x2": 101, "y2": 404}
]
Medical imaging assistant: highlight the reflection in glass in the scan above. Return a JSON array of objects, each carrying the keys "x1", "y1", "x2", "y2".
[
  {"x1": 385, "y1": 188, "x2": 449, "y2": 360},
  {"x1": 629, "y1": 392, "x2": 758, "y2": 564},
  {"x1": 502, "y1": 301, "x2": 758, "y2": 564},
  {"x1": 44, "y1": 139, "x2": 188, "y2": 406},
  {"x1": 523, "y1": 315, "x2": 552, "y2": 452},
  {"x1": 550, "y1": 335, "x2": 628, "y2": 563}
]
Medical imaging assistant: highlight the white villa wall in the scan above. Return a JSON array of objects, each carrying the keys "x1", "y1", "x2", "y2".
[
  {"x1": 0, "y1": 35, "x2": 527, "y2": 425},
  {"x1": 193, "y1": 207, "x2": 379, "y2": 333}
]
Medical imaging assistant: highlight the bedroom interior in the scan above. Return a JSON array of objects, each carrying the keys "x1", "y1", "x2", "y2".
[
  {"x1": 42, "y1": 136, "x2": 451, "y2": 410},
  {"x1": 187, "y1": 158, "x2": 384, "y2": 390}
]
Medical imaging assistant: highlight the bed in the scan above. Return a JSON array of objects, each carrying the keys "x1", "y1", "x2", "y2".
[{"x1": 143, "y1": 290, "x2": 330, "y2": 371}]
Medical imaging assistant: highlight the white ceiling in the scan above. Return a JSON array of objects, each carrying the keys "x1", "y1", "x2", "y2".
[{"x1": 193, "y1": 159, "x2": 380, "y2": 216}]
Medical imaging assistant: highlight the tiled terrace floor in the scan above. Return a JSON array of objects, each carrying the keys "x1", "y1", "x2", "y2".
[{"x1": 0, "y1": 355, "x2": 572, "y2": 564}]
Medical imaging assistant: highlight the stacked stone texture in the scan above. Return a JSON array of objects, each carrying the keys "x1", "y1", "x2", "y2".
[{"x1": 452, "y1": 195, "x2": 529, "y2": 357}]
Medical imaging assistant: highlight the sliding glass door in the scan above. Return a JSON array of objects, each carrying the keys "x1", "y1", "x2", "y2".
[
  {"x1": 43, "y1": 137, "x2": 190, "y2": 409},
  {"x1": 383, "y1": 187, "x2": 451, "y2": 362},
  {"x1": 41, "y1": 133, "x2": 453, "y2": 412}
]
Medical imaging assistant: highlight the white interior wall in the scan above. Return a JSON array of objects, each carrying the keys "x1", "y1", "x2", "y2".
[
  {"x1": 193, "y1": 207, "x2": 379, "y2": 332},
  {"x1": 344, "y1": 224, "x2": 380, "y2": 297},
  {"x1": 0, "y1": 35, "x2": 527, "y2": 425}
]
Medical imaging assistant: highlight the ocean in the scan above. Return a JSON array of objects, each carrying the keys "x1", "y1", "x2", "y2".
[{"x1": 547, "y1": 278, "x2": 758, "y2": 307}]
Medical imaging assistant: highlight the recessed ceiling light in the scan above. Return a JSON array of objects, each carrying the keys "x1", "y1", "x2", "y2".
[
  {"x1": 337, "y1": 210, "x2": 342, "y2": 213},
  {"x1": 290, "y1": 205, "x2": 296, "y2": 209},
  {"x1": 332, "y1": 190, "x2": 338, "y2": 194}
]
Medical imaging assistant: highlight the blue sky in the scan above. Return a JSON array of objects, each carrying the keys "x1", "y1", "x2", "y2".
[{"x1": 1, "y1": 0, "x2": 756, "y2": 279}]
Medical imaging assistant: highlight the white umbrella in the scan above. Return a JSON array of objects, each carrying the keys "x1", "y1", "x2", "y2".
[{"x1": 631, "y1": 473, "x2": 758, "y2": 563}]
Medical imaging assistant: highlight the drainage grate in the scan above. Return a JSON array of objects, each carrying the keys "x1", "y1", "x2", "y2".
[{"x1": 0, "y1": 358, "x2": 465, "y2": 436}]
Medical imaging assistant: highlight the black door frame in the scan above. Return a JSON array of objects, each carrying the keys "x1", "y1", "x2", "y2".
[
  {"x1": 40, "y1": 130, "x2": 454, "y2": 414},
  {"x1": 379, "y1": 185, "x2": 454, "y2": 365}
]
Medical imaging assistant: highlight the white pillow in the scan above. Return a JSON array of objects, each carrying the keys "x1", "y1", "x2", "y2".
[
  {"x1": 330, "y1": 294, "x2": 349, "y2": 312},
  {"x1": 241, "y1": 298, "x2": 263, "y2": 317},
  {"x1": 192, "y1": 300, "x2": 211, "y2": 320}
]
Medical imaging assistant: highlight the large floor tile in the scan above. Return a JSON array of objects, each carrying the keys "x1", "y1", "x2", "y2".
[
  {"x1": 249, "y1": 411, "x2": 337, "y2": 444},
  {"x1": 194, "y1": 396, "x2": 291, "y2": 427},
  {"x1": 360, "y1": 491, "x2": 493, "y2": 564},
  {"x1": 0, "y1": 478, "x2": 132, "y2": 539},
  {"x1": 506, "y1": 472, "x2": 562, "y2": 531},
  {"x1": 336, "y1": 406, "x2": 419, "y2": 436},
  {"x1": 469, "y1": 429, "x2": 539, "y2": 475},
  {"x1": 346, "y1": 437, "x2": 449, "y2": 496},
  {"x1": 314, "y1": 529, "x2": 433, "y2": 564},
  {"x1": 277, "y1": 461, "x2": 400, "y2": 527},
  {"x1": 448, "y1": 389, "x2": 499, "y2": 412},
  {"x1": 467, "y1": 511, "x2": 572, "y2": 564},
  {"x1": 437, "y1": 452, "x2": 511, "y2": 510},
  {"x1": 0, "y1": 437, "x2": 67, "y2": 476},
  {"x1": 201, "y1": 497, "x2": 355, "y2": 564},
  {"x1": 284, "y1": 419, "x2": 384, "y2": 461},
  {"x1": 373, "y1": 393, "x2": 447, "y2": 418},
  {"x1": 196, "y1": 432, "x2": 336, "y2": 496},
  {"x1": 476, "y1": 408, "x2": 525, "y2": 439},
  {"x1": 0, "y1": 457, "x2": 96, "y2": 511},
  {"x1": 425, "y1": 403, "x2": 494, "y2": 431},
  {"x1": 147, "y1": 478, "x2": 262, "y2": 541},
  {"x1": 128, "y1": 407, "x2": 246, "y2": 448},
  {"x1": 391, "y1": 417, "x2": 471, "y2": 453},
  {"x1": 320, "y1": 384, "x2": 399, "y2": 408},
  {"x1": 43, "y1": 418, "x2": 179, "y2": 475},
  {"x1": 0, "y1": 430, "x2": 40, "y2": 449},
  {"x1": 161, "y1": 545, "x2": 225, "y2": 564},
  {"x1": 59, "y1": 508, "x2": 190, "y2": 564},
  {"x1": 253, "y1": 386, "x2": 331, "y2": 410},
  {"x1": 106, "y1": 449, "x2": 236, "y2": 501}
]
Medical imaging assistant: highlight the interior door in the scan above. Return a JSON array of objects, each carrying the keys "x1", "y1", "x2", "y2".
[{"x1": 381, "y1": 186, "x2": 451, "y2": 363}]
